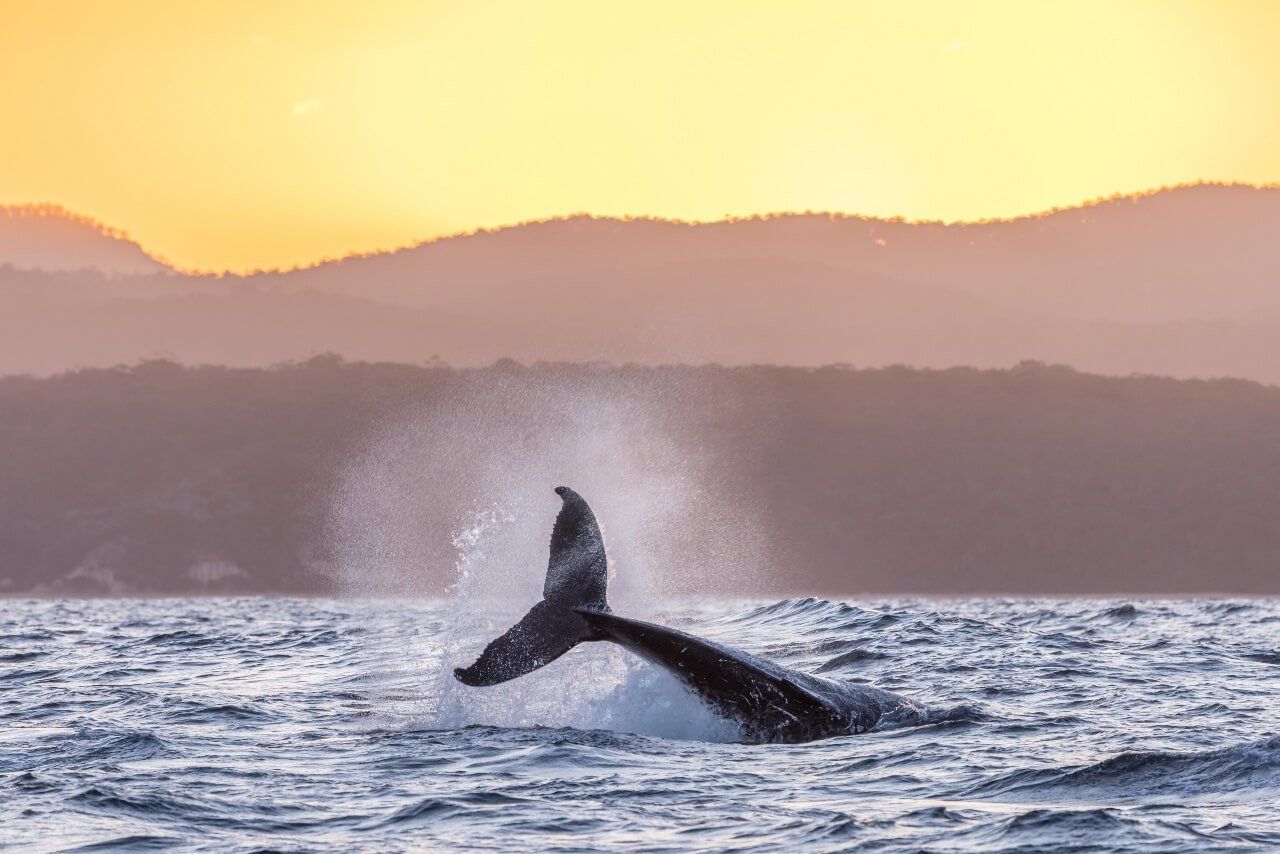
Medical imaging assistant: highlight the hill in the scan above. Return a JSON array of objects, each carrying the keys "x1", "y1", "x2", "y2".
[
  {"x1": 3, "y1": 358, "x2": 1278, "y2": 597},
  {"x1": 3, "y1": 185, "x2": 1280, "y2": 381},
  {"x1": 0, "y1": 205, "x2": 171, "y2": 275}
]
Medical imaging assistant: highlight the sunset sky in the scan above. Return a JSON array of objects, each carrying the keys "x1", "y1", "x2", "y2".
[{"x1": 4, "y1": 0, "x2": 1279, "y2": 271}]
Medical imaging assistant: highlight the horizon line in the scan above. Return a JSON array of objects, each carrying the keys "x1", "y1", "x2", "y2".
[{"x1": 5, "y1": 179, "x2": 1278, "y2": 278}]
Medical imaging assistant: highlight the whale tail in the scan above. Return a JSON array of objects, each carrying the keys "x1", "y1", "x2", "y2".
[
  {"x1": 450, "y1": 486, "x2": 863, "y2": 742},
  {"x1": 453, "y1": 486, "x2": 610, "y2": 687}
]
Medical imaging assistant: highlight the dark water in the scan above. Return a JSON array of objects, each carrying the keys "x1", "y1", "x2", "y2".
[{"x1": 2, "y1": 597, "x2": 1279, "y2": 852}]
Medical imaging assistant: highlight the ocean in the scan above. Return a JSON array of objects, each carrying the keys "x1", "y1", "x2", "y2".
[{"x1": 2, "y1": 596, "x2": 1278, "y2": 852}]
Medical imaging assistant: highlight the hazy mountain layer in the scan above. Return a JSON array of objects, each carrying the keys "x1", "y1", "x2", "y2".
[
  {"x1": 4, "y1": 358, "x2": 1278, "y2": 597},
  {"x1": 0, "y1": 205, "x2": 170, "y2": 275},
  {"x1": 3, "y1": 185, "x2": 1279, "y2": 381}
]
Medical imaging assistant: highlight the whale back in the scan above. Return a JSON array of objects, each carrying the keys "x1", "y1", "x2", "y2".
[{"x1": 575, "y1": 610, "x2": 864, "y2": 743}]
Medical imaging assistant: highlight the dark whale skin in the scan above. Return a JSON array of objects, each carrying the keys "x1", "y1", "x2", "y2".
[
  {"x1": 576, "y1": 609, "x2": 909, "y2": 743},
  {"x1": 454, "y1": 486, "x2": 922, "y2": 744}
]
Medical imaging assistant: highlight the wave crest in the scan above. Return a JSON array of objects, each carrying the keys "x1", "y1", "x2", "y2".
[{"x1": 967, "y1": 735, "x2": 1280, "y2": 800}]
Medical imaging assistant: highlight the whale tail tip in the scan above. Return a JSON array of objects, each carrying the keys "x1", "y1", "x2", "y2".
[{"x1": 453, "y1": 486, "x2": 610, "y2": 687}]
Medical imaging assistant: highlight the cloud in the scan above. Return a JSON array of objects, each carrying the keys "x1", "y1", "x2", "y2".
[{"x1": 292, "y1": 99, "x2": 323, "y2": 117}]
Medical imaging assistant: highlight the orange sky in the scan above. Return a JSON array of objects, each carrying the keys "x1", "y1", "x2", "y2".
[{"x1": 3, "y1": 0, "x2": 1279, "y2": 271}]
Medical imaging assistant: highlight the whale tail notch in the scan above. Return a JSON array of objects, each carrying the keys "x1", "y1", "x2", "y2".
[{"x1": 453, "y1": 486, "x2": 610, "y2": 687}]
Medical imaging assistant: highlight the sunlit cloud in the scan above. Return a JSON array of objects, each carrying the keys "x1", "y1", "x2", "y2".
[{"x1": 292, "y1": 99, "x2": 323, "y2": 117}]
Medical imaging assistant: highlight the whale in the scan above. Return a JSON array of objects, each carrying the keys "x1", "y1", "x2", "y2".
[{"x1": 454, "y1": 486, "x2": 926, "y2": 744}]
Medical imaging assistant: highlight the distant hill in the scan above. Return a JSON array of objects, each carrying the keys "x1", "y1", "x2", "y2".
[
  {"x1": 3, "y1": 184, "x2": 1279, "y2": 380},
  {"x1": 3, "y1": 359, "x2": 1279, "y2": 597},
  {"x1": 264, "y1": 183, "x2": 1280, "y2": 325},
  {"x1": 0, "y1": 205, "x2": 171, "y2": 275}
]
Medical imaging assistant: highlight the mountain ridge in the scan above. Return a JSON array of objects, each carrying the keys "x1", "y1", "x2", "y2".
[
  {"x1": 0, "y1": 204, "x2": 172, "y2": 275},
  {"x1": 3, "y1": 183, "x2": 1279, "y2": 381},
  {"x1": 5, "y1": 182, "x2": 1275, "y2": 276}
]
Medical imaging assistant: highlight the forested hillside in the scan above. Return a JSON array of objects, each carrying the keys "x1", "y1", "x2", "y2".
[{"x1": 3, "y1": 358, "x2": 1278, "y2": 596}]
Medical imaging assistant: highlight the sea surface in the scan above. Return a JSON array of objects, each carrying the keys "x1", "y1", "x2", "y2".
[{"x1": 2, "y1": 596, "x2": 1279, "y2": 852}]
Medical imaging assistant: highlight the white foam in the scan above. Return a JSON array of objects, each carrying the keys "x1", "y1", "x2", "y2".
[
  {"x1": 326, "y1": 373, "x2": 763, "y2": 741},
  {"x1": 325, "y1": 370, "x2": 765, "y2": 605},
  {"x1": 424, "y1": 507, "x2": 739, "y2": 742}
]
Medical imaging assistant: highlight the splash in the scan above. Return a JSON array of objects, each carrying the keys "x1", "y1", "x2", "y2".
[
  {"x1": 326, "y1": 370, "x2": 760, "y2": 740},
  {"x1": 330, "y1": 368, "x2": 757, "y2": 601},
  {"x1": 426, "y1": 505, "x2": 739, "y2": 742},
  {"x1": 326, "y1": 367, "x2": 763, "y2": 604}
]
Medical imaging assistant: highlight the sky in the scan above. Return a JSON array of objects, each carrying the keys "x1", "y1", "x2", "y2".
[{"x1": 3, "y1": 0, "x2": 1279, "y2": 271}]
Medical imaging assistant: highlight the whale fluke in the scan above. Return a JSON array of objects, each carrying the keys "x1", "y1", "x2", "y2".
[
  {"x1": 543, "y1": 486, "x2": 609, "y2": 612},
  {"x1": 453, "y1": 486, "x2": 609, "y2": 687},
  {"x1": 452, "y1": 599, "x2": 593, "y2": 686},
  {"x1": 453, "y1": 485, "x2": 919, "y2": 742}
]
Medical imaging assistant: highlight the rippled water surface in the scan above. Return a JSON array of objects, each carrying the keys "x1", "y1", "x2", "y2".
[{"x1": 2, "y1": 597, "x2": 1279, "y2": 851}]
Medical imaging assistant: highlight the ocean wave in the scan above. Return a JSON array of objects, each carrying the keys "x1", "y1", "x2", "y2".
[
  {"x1": 165, "y1": 700, "x2": 277, "y2": 724},
  {"x1": 873, "y1": 702, "x2": 990, "y2": 735},
  {"x1": 815, "y1": 648, "x2": 888, "y2": 672},
  {"x1": 985, "y1": 806, "x2": 1165, "y2": 849},
  {"x1": 1098, "y1": 603, "x2": 1140, "y2": 619},
  {"x1": 725, "y1": 596, "x2": 872, "y2": 627},
  {"x1": 61, "y1": 834, "x2": 184, "y2": 852},
  {"x1": 3, "y1": 661, "x2": 70, "y2": 682},
  {"x1": 73, "y1": 731, "x2": 175, "y2": 764},
  {"x1": 360, "y1": 791, "x2": 530, "y2": 829},
  {"x1": 142, "y1": 629, "x2": 221, "y2": 648},
  {"x1": 966, "y1": 735, "x2": 1280, "y2": 800},
  {"x1": 3, "y1": 597, "x2": 1279, "y2": 851}
]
